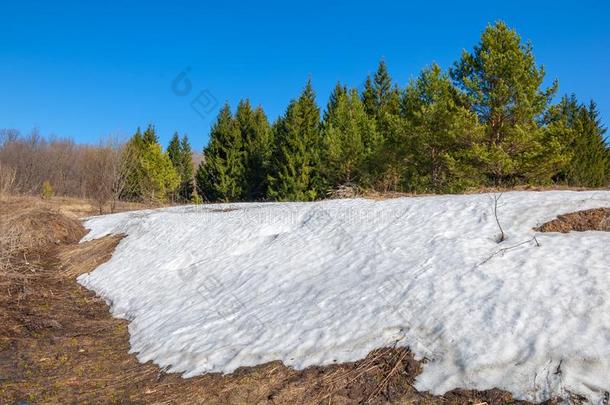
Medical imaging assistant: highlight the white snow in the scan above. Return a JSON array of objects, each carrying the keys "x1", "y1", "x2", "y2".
[{"x1": 78, "y1": 191, "x2": 610, "y2": 402}]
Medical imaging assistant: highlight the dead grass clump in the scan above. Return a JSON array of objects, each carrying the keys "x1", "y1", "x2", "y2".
[
  {"x1": 0, "y1": 206, "x2": 86, "y2": 253},
  {"x1": 536, "y1": 207, "x2": 610, "y2": 233},
  {"x1": 56, "y1": 234, "x2": 124, "y2": 278}
]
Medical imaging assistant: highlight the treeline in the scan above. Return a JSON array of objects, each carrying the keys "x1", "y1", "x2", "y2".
[
  {"x1": 1, "y1": 21, "x2": 608, "y2": 207},
  {"x1": 196, "y1": 21, "x2": 609, "y2": 201},
  {"x1": 0, "y1": 126, "x2": 197, "y2": 211}
]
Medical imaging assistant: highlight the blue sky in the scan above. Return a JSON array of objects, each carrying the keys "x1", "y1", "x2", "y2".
[{"x1": 1, "y1": 1, "x2": 608, "y2": 150}]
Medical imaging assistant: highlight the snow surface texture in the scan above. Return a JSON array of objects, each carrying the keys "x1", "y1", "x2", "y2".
[{"x1": 78, "y1": 191, "x2": 610, "y2": 402}]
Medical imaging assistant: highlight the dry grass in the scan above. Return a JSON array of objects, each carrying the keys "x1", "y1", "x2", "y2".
[
  {"x1": 536, "y1": 207, "x2": 610, "y2": 233},
  {"x1": 0, "y1": 196, "x2": 561, "y2": 404},
  {"x1": 360, "y1": 185, "x2": 610, "y2": 201}
]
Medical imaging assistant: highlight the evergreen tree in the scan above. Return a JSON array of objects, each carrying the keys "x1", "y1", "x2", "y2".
[
  {"x1": 322, "y1": 87, "x2": 379, "y2": 187},
  {"x1": 167, "y1": 132, "x2": 181, "y2": 168},
  {"x1": 267, "y1": 79, "x2": 322, "y2": 201},
  {"x1": 362, "y1": 60, "x2": 401, "y2": 118},
  {"x1": 450, "y1": 21, "x2": 565, "y2": 185},
  {"x1": 139, "y1": 141, "x2": 180, "y2": 202},
  {"x1": 179, "y1": 134, "x2": 195, "y2": 200},
  {"x1": 123, "y1": 126, "x2": 179, "y2": 202},
  {"x1": 545, "y1": 96, "x2": 609, "y2": 187},
  {"x1": 401, "y1": 64, "x2": 484, "y2": 192},
  {"x1": 324, "y1": 82, "x2": 347, "y2": 122},
  {"x1": 166, "y1": 132, "x2": 182, "y2": 202},
  {"x1": 196, "y1": 103, "x2": 244, "y2": 202},
  {"x1": 142, "y1": 124, "x2": 158, "y2": 145},
  {"x1": 235, "y1": 99, "x2": 272, "y2": 200}
]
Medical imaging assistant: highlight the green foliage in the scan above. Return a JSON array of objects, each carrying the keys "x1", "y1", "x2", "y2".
[
  {"x1": 401, "y1": 64, "x2": 484, "y2": 192},
  {"x1": 123, "y1": 126, "x2": 179, "y2": 202},
  {"x1": 362, "y1": 60, "x2": 399, "y2": 117},
  {"x1": 167, "y1": 133, "x2": 181, "y2": 168},
  {"x1": 267, "y1": 80, "x2": 323, "y2": 201},
  {"x1": 41, "y1": 180, "x2": 54, "y2": 199},
  {"x1": 142, "y1": 124, "x2": 158, "y2": 145},
  {"x1": 167, "y1": 132, "x2": 195, "y2": 202},
  {"x1": 196, "y1": 104, "x2": 244, "y2": 202},
  {"x1": 322, "y1": 87, "x2": 379, "y2": 188},
  {"x1": 191, "y1": 192, "x2": 203, "y2": 204},
  {"x1": 450, "y1": 21, "x2": 562, "y2": 185},
  {"x1": 178, "y1": 22, "x2": 608, "y2": 202},
  {"x1": 179, "y1": 135, "x2": 195, "y2": 200},
  {"x1": 549, "y1": 98, "x2": 609, "y2": 187},
  {"x1": 139, "y1": 142, "x2": 180, "y2": 202},
  {"x1": 236, "y1": 100, "x2": 272, "y2": 200}
]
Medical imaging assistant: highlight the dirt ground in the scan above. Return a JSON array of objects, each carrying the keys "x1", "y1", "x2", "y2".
[{"x1": 0, "y1": 196, "x2": 566, "y2": 404}]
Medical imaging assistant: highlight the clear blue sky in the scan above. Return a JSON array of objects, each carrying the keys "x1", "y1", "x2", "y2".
[{"x1": 1, "y1": 0, "x2": 608, "y2": 150}]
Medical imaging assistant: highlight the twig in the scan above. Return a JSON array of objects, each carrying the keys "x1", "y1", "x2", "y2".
[
  {"x1": 478, "y1": 236, "x2": 540, "y2": 266},
  {"x1": 493, "y1": 193, "x2": 506, "y2": 242}
]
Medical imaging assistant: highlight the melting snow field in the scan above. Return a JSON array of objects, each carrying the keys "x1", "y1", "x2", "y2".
[{"x1": 78, "y1": 191, "x2": 610, "y2": 402}]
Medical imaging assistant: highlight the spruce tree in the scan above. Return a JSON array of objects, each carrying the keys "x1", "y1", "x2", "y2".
[
  {"x1": 362, "y1": 60, "x2": 400, "y2": 118},
  {"x1": 167, "y1": 132, "x2": 182, "y2": 169},
  {"x1": 122, "y1": 126, "x2": 179, "y2": 202},
  {"x1": 267, "y1": 79, "x2": 322, "y2": 201},
  {"x1": 142, "y1": 124, "x2": 158, "y2": 145},
  {"x1": 324, "y1": 83, "x2": 347, "y2": 122},
  {"x1": 122, "y1": 128, "x2": 145, "y2": 200},
  {"x1": 568, "y1": 101, "x2": 608, "y2": 187},
  {"x1": 450, "y1": 21, "x2": 565, "y2": 185},
  {"x1": 235, "y1": 100, "x2": 272, "y2": 200},
  {"x1": 196, "y1": 103, "x2": 244, "y2": 202},
  {"x1": 179, "y1": 134, "x2": 195, "y2": 200},
  {"x1": 322, "y1": 87, "x2": 379, "y2": 188},
  {"x1": 545, "y1": 96, "x2": 609, "y2": 187}
]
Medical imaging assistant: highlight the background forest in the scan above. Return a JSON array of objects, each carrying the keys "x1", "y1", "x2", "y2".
[{"x1": 1, "y1": 22, "x2": 608, "y2": 208}]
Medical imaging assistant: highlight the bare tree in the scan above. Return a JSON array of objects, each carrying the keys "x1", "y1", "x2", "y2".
[
  {"x1": 108, "y1": 137, "x2": 134, "y2": 213},
  {"x1": 0, "y1": 128, "x2": 20, "y2": 148},
  {"x1": 83, "y1": 136, "x2": 132, "y2": 214}
]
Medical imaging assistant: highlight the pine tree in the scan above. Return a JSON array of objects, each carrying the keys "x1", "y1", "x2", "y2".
[
  {"x1": 267, "y1": 79, "x2": 322, "y2": 201},
  {"x1": 450, "y1": 21, "x2": 564, "y2": 185},
  {"x1": 196, "y1": 103, "x2": 244, "y2": 202},
  {"x1": 401, "y1": 64, "x2": 484, "y2": 192},
  {"x1": 322, "y1": 87, "x2": 379, "y2": 188}
]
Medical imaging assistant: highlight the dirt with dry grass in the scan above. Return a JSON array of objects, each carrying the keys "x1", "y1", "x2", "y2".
[
  {"x1": 536, "y1": 207, "x2": 610, "y2": 233},
  {"x1": 1, "y1": 197, "x2": 560, "y2": 404}
]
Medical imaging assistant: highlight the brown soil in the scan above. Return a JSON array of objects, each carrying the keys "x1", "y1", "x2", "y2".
[
  {"x1": 536, "y1": 207, "x2": 610, "y2": 233},
  {"x1": 1, "y1": 197, "x2": 560, "y2": 404}
]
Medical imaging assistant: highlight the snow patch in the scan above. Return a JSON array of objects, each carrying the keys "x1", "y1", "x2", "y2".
[{"x1": 78, "y1": 191, "x2": 610, "y2": 402}]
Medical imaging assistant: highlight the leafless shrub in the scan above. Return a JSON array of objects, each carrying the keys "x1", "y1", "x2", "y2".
[
  {"x1": 82, "y1": 137, "x2": 134, "y2": 214},
  {"x1": 0, "y1": 162, "x2": 16, "y2": 200}
]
